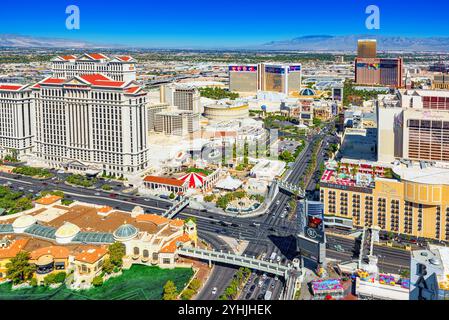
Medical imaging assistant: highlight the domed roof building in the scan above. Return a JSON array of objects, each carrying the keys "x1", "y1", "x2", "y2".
[
  {"x1": 299, "y1": 88, "x2": 317, "y2": 96},
  {"x1": 12, "y1": 215, "x2": 37, "y2": 233},
  {"x1": 113, "y1": 224, "x2": 138, "y2": 242},
  {"x1": 55, "y1": 222, "x2": 80, "y2": 244}
]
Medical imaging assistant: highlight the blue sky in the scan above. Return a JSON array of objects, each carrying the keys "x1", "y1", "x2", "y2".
[{"x1": 1, "y1": 0, "x2": 449, "y2": 48}]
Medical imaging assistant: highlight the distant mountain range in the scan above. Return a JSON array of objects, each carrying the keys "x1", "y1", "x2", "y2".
[
  {"x1": 0, "y1": 34, "x2": 103, "y2": 48},
  {"x1": 258, "y1": 35, "x2": 449, "y2": 52},
  {"x1": 2, "y1": 33, "x2": 449, "y2": 52}
]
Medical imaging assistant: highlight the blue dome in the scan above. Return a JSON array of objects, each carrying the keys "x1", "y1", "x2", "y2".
[
  {"x1": 300, "y1": 88, "x2": 316, "y2": 96},
  {"x1": 113, "y1": 224, "x2": 138, "y2": 240}
]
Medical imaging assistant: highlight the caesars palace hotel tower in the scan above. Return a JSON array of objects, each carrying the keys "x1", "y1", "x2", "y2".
[{"x1": 29, "y1": 54, "x2": 149, "y2": 179}]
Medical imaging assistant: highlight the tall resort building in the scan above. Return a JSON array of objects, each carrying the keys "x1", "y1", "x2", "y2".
[
  {"x1": 31, "y1": 73, "x2": 149, "y2": 178},
  {"x1": 229, "y1": 63, "x2": 302, "y2": 94},
  {"x1": 51, "y1": 53, "x2": 137, "y2": 82},
  {"x1": 0, "y1": 84, "x2": 34, "y2": 157},
  {"x1": 229, "y1": 64, "x2": 259, "y2": 93},
  {"x1": 357, "y1": 39, "x2": 377, "y2": 59},
  {"x1": 354, "y1": 39, "x2": 403, "y2": 88},
  {"x1": 355, "y1": 57, "x2": 404, "y2": 88},
  {"x1": 377, "y1": 89, "x2": 449, "y2": 163}
]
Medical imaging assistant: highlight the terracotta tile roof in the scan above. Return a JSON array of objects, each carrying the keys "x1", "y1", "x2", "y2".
[
  {"x1": 79, "y1": 74, "x2": 125, "y2": 88},
  {"x1": 160, "y1": 234, "x2": 191, "y2": 254},
  {"x1": 74, "y1": 246, "x2": 108, "y2": 264},
  {"x1": 30, "y1": 246, "x2": 70, "y2": 260},
  {"x1": 0, "y1": 238, "x2": 29, "y2": 259},
  {"x1": 125, "y1": 86, "x2": 140, "y2": 93},
  {"x1": 169, "y1": 219, "x2": 184, "y2": 227},
  {"x1": 36, "y1": 195, "x2": 62, "y2": 205},
  {"x1": 87, "y1": 53, "x2": 108, "y2": 60},
  {"x1": 60, "y1": 55, "x2": 76, "y2": 61},
  {"x1": 144, "y1": 176, "x2": 187, "y2": 187},
  {"x1": 135, "y1": 214, "x2": 169, "y2": 226},
  {"x1": 0, "y1": 84, "x2": 24, "y2": 91},
  {"x1": 98, "y1": 206, "x2": 113, "y2": 214},
  {"x1": 116, "y1": 55, "x2": 132, "y2": 62},
  {"x1": 41, "y1": 78, "x2": 65, "y2": 85}
]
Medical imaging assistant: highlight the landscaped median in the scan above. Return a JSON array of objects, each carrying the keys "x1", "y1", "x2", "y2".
[
  {"x1": 219, "y1": 267, "x2": 251, "y2": 300},
  {"x1": 12, "y1": 166, "x2": 53, "y2": 179},
  {"x1": 65, "y1": 174, "x2": 97, "y2": 188}
]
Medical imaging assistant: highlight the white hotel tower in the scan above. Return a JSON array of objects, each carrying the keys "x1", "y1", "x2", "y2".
[
  {"x1": 51, "y1": 53, "x2": 137, "y2": 82},
  {"x1": 0, "y1": 84, "x2": 34, "y2": 157},
  {"x1": 30, "y1": 71, "x2": 149, "y2": 179}
]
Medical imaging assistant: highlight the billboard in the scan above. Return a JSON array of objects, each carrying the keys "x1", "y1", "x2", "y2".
[
  {"x1": 265, "y1": 66, "x2": 286, "y2": 74},
  {"x1": 288, "y1": 65, "x2": 302, "y2": 72},
  {"x1": 296, "y1": 200, "x2": 326, "y2": 264},
  {"x1": 332, "y1": 88, "x2": 343, "y2": 102},
  {"x1": 229, "y1": 65, "x2": 257, "y2": 72},
  {"x1": 302, "y1": 201, "x2": 325, "y2": 243}
]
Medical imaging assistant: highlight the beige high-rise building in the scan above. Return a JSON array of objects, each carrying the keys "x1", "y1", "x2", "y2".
[
  {"x1": 0, "y1": 84, "x2": 34, "y2": 157},
  {"x1": 377, "y1": 89, "x2": 449, "y2": 164},
  {"x1": 160, "y1": 84, "x2": 201, "y2": 114},
  {"x1": 357, "y1": 39, "x2": 377, "y2": 58}
]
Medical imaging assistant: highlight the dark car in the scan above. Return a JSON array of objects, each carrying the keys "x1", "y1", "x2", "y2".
[
  {"x1": 249, "y1": 285, "x2": 256, "y2": 291},
  {"x1": 257, "y1": 294, "x2": 265, "y2": 300}
]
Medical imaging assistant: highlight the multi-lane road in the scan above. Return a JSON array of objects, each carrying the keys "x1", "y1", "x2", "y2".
[{"x1": 0, "y1": 122, "x2": 413, "y2": 300}]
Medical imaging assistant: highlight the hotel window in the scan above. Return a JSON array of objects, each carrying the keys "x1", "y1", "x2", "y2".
[
  {"x1": 364, "y1": 196, "x2": 373, "y2": 227},
  {"x1": 404, "y1": 201, "x2": 413, "y2": 234},
  {"x1": 391, "y1": 200, "x2": 400, "y2": 233},
  {"x1": 417, "y1": 204, "x2": 423, "y2": 232},
  {"x1": 436, "y1": 206, "x2": 441, "y2": 239},
  {"x1": 377, "y1": 198, "x2": 386, "y2": 229},
  {"x1": 328, "y1": 191, "x2": 336, "y2": 214},
  {"x1": 352, "y1": 194, "x2": 361, "y2": 225},
  {"x1": 446, "y1": 207, "x2": 449, "y2": 241},
  {"x1": 340, "y1": 192, "x2": 348, "y2": 216}
]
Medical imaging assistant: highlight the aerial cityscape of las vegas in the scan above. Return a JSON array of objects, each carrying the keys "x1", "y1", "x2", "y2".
[{"x1": 1, "y1": 0, "x2": 449, "y2": 307}]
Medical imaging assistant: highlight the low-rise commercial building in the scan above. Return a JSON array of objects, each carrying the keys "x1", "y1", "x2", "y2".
[{"x1": 320, "y1": 161, "x2": 449, "y2": 241}]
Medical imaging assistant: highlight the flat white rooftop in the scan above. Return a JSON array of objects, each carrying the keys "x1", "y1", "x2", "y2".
[{"x1": 392, "y1": 164, "x2": 449, "y2": 185}]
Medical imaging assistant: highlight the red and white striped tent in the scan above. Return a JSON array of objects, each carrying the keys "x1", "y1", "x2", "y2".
[{"x1": 179, "y1": 172, "x2": 206, "y2": 189}]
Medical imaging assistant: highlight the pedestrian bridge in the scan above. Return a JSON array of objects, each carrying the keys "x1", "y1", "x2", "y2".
[
  {"x1": 278, "y1": 180, "x2": 305, "y2": 197},
  {"x1": 178, "y1": 247, "x2": 292, "y2": 278},
  {"x1": 163, "y1": 197, "x2": 190, "y2": 219}
]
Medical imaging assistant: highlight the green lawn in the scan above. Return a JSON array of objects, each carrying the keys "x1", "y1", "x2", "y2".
[{"x1": 0, "y1": 265, "x2": 193, "y2": 300}]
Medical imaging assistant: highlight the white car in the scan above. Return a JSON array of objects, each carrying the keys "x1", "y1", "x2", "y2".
[
  {"x1": 211, "y1": 287, "x2": 217, "y2": 295},
  {"x1": 276, "y1": 200, "x2": 280, "y2": 205},
  {"x1": 276, "y1": 256, "x2": 282, "y2": 263},
  {"x1": 262, "y1": 273, "x2": 267, "y2": 280},
  {"x1": 95, "y1": 192, "x2": 100, "y2": 196}
]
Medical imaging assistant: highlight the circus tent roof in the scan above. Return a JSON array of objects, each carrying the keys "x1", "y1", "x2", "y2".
[{"x1": 179, "y1": 172, "x2": 206, "y2": 189}]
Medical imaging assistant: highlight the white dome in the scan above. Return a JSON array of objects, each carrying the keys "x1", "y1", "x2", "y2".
[
  {"x1": 55, "y1": 222, "x2": 80, "y2": 244},
  {"x1": 12, "y1": 215, "x2": 36, "y2": 233}
]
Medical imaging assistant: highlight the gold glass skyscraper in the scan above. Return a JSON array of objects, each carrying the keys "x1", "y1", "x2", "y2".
[{"x1": 357, "y1": 39, "x2": 377, "y2": 58}]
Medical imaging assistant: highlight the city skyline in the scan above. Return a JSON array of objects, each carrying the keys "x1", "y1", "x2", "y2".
[{"x1": 1, "y1": 0, "x2": 449, "y2": 48}]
